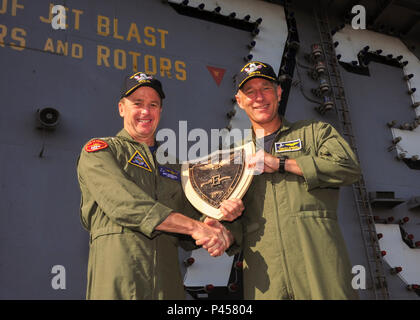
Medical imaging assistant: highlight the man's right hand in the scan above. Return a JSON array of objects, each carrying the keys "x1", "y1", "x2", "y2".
[
  {"x1": 191, "y1": 219, "x2": 233, "y2": 257},
  {"x1": 155, "y1": 212, "x2": 233, "y2": 257}
]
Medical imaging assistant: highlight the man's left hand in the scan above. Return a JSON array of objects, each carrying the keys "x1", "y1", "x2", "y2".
[
  {"x1": 247, "y1": 149, "x2": 279, "y2": 173},
  {"x1": 247, "y1": 149, "x2": 303, "y2": 176},
  {"x1": 219, "y1": 198, "x2": 244, "y2": 221}
]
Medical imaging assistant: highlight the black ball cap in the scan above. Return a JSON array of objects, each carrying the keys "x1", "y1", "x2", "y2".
[
  {"x1": 120, "y1": 72, "x2": 165, "y2": 100},
  {"x1": 236, "y1": 61, "x2": 278, "y2": 91}
]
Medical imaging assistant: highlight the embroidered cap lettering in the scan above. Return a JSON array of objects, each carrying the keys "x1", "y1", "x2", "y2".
[
  {"x1": 128, "y1": 151, "x2": 152, "y2": 172},
  {"x1": 85, "y1": 139, "x2": 109, "y2": 152},
  {"x1": 275, "y1": 139, "x2": 302, "y2": 153}
]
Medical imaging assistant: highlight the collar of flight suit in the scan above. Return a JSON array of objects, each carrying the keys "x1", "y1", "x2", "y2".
[
  {"x1": 243, "y1": 116, "x2": 293, "y2": 147},
  {"x1": 116, "y1": 128, "x2": 160, "y2": 149},
  {"x1": 116, "y1": 128, "x2": 139, "y2": 143},
  {"x1": 116, "y1": 128, "x2": 165, "y2": 171}
]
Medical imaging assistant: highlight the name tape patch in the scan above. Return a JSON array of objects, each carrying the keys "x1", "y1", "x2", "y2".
[
  {"x1": 159, "y1": 166, "x2": 181, "y2": 181},
  {"x1": 275, "y1": 139, "x2": 302, "y2": 153},
  {"x1": 128, "y1": 151, "x2": 152, "y2": 172},
  {"x1": 85, "y1": 139, "x2": 108, "y2": 152}
]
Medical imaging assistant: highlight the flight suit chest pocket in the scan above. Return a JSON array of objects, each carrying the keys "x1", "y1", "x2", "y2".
[
  {"x1": 123, "y1": 161, "x2": 154, "y2": 191},
  {"x1": 156, "y1": 166, "x2": 183, "y2": 210},
  {"x1": 124, "y1": 150, "x2": 155, "y2": 189}
]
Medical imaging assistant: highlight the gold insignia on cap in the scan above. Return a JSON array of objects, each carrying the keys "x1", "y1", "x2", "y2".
[
  {"x1": 130, "y1": 72, "x2": 153, "y2": 83},
  {"x1": 241, "y1": 61, "x2": 267, "y2": 73}
]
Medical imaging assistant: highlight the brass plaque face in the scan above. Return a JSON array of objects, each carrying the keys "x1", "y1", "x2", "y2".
[
  {"x1": 181, "y1": 142, "x2": 255, "y2": 220},
  {"x1": 189, "y1": 149, "x2": 245, "y2": 208}
]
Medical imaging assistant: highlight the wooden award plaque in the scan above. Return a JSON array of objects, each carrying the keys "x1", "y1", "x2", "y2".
[{"x1": 181, "y1": 142, "x2": 255, "y2": 220}]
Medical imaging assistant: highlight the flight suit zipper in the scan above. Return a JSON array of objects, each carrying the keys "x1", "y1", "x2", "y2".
[
  {"x1": 139, "y1": 143, "x2": 159, "y2": 299},
  {"x1": 270, "y1": 132, "x2": 295, "y2": 299}
]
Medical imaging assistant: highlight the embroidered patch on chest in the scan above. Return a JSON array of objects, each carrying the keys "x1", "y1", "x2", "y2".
[
  {"x1": 158, "y1": 166, "x2": 181, "y2": 181},
  {"x1": 85, "y1": 139, "x2": 108, "y2": 152},
  {"x1": 128, "y1": 151, "x2": 152, "y2": 172},
  {"x1": 275, "y1": 139, "x2": 302, "y2": 153}
]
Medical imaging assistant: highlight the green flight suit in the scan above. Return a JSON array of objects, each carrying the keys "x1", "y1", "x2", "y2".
[
  {"x1": 77, "y1": 129, "x2": 241, "y2": 300},
  {"x1": 241, "y1": 118, "x2": 361, "y2": 300}
]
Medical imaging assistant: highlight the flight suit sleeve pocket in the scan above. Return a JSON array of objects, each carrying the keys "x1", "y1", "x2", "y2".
[{"x1": 319, "y1": 139, "x2": 350, "y2": 162}]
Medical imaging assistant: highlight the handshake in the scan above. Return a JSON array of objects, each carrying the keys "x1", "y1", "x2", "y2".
[{"x1": 192, "y1": 198, "x2": 244, "y2": 257}]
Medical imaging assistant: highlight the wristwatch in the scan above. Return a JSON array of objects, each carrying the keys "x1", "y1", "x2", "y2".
[{"x1": 277, "y1": 156, "x2": 289, "y2": 173}]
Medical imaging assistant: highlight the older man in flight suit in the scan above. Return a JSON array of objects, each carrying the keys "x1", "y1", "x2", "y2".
[
  {"x1": 77, "y1": 72, "x2": 244, "y2": 300},
  {"x1": 234, "y1": 61, "x2": 361, "y2": 299}
]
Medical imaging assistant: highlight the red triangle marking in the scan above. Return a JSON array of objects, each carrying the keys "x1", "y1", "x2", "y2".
[{"x1": 206, "y1": 66, "x2": 226, "y2": 87}]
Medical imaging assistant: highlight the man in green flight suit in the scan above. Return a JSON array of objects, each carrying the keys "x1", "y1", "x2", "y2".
[
  {"x1": 234, "y1": 61, "x2": 361, "y2": 299},
  {"x1": 77, "y1": 72, "x2": 244, "y2": 300}
]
